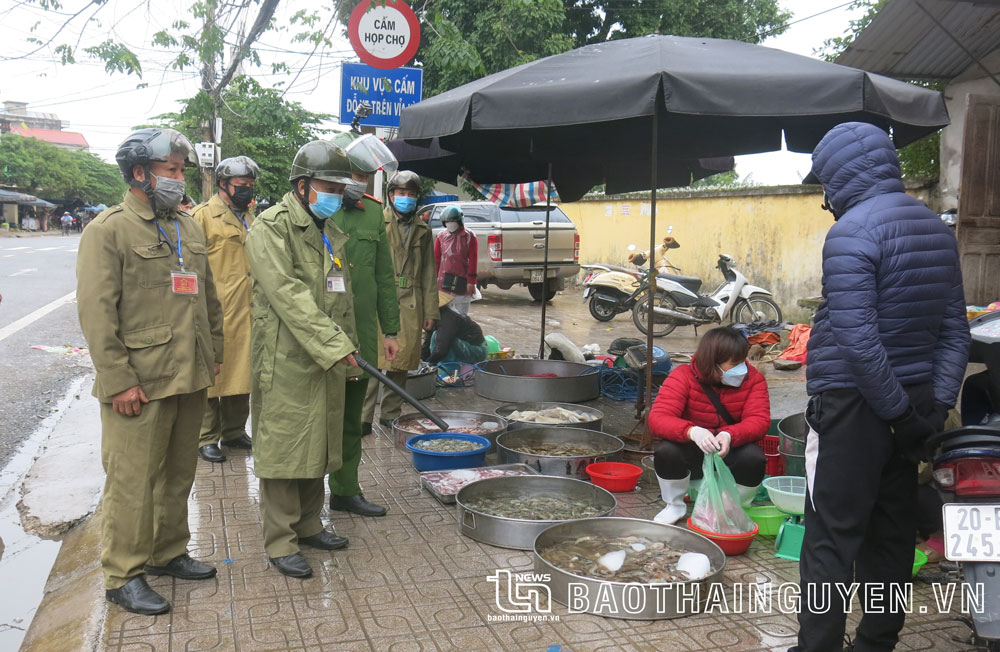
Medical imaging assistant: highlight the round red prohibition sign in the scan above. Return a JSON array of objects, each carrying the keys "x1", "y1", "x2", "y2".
[{"x1": 348, "y1": 0, "x2": 421, "y2": 70}]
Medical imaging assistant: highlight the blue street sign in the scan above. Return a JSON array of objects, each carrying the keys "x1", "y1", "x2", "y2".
[{"x1": 340, "y1": 62, "x2": 423, "y2": 129}]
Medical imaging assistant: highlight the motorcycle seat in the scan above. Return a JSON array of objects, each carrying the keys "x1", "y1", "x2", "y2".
[{"x1": 658, "y1": 273, "x2": 702, "y2": 293}]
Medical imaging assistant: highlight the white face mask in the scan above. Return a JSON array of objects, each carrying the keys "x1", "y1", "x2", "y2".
[{"x1": 445, "y1": 222, "x2": 460, "y2": 233}]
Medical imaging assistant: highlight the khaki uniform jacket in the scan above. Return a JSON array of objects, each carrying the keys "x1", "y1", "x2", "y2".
[
  {"x1": 246, "y1": 192, "x2": 359, "y2": 479},
  {"x1": 190, "y1": 194, "x2": 253, "y2": 397},
  {"x1": 377, "y1": 206, "x2": 439, "y2": 371},
  {"x1": 77, "y1": 191, "x2": 224, "y2": 402}
]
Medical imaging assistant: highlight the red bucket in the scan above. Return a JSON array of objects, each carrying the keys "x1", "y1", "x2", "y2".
[
  {"x1": 585, "y1": 462, "x2": 643, "y2": 492},
  {"x1": 686, "y1": 518, "x2": 759, "y2": 555}
]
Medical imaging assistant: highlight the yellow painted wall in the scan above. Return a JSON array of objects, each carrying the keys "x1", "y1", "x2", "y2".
[{"x1": 560, "y1": 185, "x2": 933, "y2": 323}]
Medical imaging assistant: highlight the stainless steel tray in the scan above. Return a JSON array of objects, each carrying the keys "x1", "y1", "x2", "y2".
[{"x1": 419, "y1": 463, "x2": 539, "y2": 504}]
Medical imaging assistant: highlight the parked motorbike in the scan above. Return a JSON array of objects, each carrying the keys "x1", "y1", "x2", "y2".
[
  {"x1": 581, "y1": 239, "x2": 679, "y2": 322},
  {"x1": 929, "y1": 311, "x2": 1000, "y2": 650}
]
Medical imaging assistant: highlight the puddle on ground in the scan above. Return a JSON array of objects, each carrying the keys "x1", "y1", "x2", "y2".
[{"x1": 0, "y1": 375, "x2": 86, "y2": 650}]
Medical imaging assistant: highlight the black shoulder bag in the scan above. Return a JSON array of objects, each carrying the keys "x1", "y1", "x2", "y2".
[{"x1": 698, "y1": 380, "x2": 737, "y2": 426}]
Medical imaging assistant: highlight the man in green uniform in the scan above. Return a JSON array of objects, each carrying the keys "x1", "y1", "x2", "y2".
[
  {"x1": 192, "y1": 155, "x2": 259, "y2": 463},
  {"x1": 362, "y1": 170, "x2": 439, "y2": 431},
  {"x1": 327, "y1": 131, "x2": 401, "y2": 517},
  {"x1": 77, "y1": 128, "x2": 225, "y2": 615},
  {"x1": 246, "y1": 140, "x2": 359, "y2": 579}
]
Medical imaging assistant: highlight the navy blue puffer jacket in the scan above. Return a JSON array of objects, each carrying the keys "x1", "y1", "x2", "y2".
[{"x1": 805, "y1": 122, "x2": 970, "y2": 420}]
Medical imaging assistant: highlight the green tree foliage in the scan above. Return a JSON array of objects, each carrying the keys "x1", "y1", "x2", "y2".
[
  {"x1": 409, "y1": 0, "x2": 791, "y2": 98},
  {"x1": 153, "y1": 76, "x2": 330, "y2": 203},
  {"x1": 0, "y1": 133, "x2": 126, "y2": 204},
  {"x1": 819, "y1": 0, "x2": 941, "y2": 180}
]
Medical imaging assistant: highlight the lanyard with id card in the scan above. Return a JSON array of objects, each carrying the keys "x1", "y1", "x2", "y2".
[
  {"x1": 321, "y1": 232, "x2": 346, "y2": 293},
  {"x1": 155, "y1": 218, "x2": 199, "y2": 295}
]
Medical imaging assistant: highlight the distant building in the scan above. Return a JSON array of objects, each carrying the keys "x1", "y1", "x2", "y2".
[{"x1": 0, "y1": 100, "x2": 89, "y2": 151}]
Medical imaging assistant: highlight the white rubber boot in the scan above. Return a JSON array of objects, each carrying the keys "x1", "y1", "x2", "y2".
[
  {"x1": 737, "y1": 483, "x2": 761, "y2": 509},
  {"x1": 654, "y1": 473, "x2": 690, "y2": 524}
]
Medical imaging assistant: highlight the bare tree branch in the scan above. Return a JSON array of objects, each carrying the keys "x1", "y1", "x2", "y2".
[
  {"x1": 212, "y1": 0, "x2": 280, "y2": 98},
  {"x1": 2, "y1": 0, "x2": 105, "y2": 62}
]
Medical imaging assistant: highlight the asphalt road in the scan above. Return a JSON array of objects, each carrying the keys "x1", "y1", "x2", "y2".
[{"x1": 0, "y1": 233, "x2": 91, "y2": 469}]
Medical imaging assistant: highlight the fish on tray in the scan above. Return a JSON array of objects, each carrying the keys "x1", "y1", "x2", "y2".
[
  {"x1": 507, "y1": 407, "x2": 591, "y2": 424},
  {"x1": 463, "y1": 494, "x2": 604, "y2": 520},
  {"x1": 510, "y1": 442, "x2": 602, "y2": 456},
  {"x1": 540, "y1": 535, "x2": 713, "y2": 583}
]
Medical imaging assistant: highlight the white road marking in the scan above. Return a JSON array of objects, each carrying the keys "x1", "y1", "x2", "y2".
[
  {"x1": 9, "y1": 268, "x2": 38, "y2": 277},
  {"x1": 0, "y1": 291, "x2": 77, "y2": 343},
  {"x1": 5, "y1": 246, "x2": 29, "y2": 251},
  {"x1": 35, "y1": 246, "x2": 64, "y2": 251},
  {"x1": 68, "y1": 249, "x2": 78, "y2": 253},
  {"x1": 2, "y1": 255, "x2": 13, "y2": 258}
]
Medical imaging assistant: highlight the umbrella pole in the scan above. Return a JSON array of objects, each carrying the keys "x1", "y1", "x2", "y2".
[
  {"x1": 538, "y1": 163, "x2": 554, "y2": 358},
  {"x1": 641, "y1": 117, "x2": 658, "y2": 449}
]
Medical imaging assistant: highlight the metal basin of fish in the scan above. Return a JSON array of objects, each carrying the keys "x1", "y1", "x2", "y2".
[
  {"x1": 456, "y1": 475, "x2": 617, "y2": 550},
  {"x1": 496, "y1": 427, "x2": 624, "y2": 478},
  {"x1": 495, "y1": 402, "x2": 603, "y2": 431},
  {"x1": 533, "y1": 517, "x2": 726, "y2": 620},
  {"x1": 392, "y1": 411, "x2": 507, "y2": 452},
  {"x1": 475, "y1": 359, "x2": 601, "y2": 403}
]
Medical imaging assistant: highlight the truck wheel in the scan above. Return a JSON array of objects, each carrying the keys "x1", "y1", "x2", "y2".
[{"x1": 528, "y1": 281, "x2": 557, "y2": 302}]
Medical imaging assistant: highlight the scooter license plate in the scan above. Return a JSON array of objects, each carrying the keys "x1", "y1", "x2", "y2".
[
  {"x1": 942, "y1": 503, "x2": 1000, "y2": 561},
  {"x1": 530, "y1": 269, "x2": 544, "y2": 283}
]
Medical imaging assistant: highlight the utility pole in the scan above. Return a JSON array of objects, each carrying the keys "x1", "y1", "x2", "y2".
[{"x1": 200, "y1": 1, "x2": 218, "y2": 201}]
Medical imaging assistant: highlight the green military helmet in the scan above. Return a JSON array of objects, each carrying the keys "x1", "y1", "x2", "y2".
[
  {"x1": 330, "y1": 131, "x2": 398, "y2": 176},
  {"x1": 115, "y1": 128, "x2": 198, "y2": 183},
  {"x1": 216, "y1": 155, "x2": 260, "y2": 181},
  {"x1": 387, "y1": 170, "x2": 421, "y2": 194},
  {"x1": 289, "y1": 140, "x2": 353, "y2": 184}
]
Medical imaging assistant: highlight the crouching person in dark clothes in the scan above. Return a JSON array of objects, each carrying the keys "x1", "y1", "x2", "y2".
[
  {"x1": 790, "y1": 122, "x2": 970, "y2": 652},
  {"x1": 422, "y1": 292, "x2": 488, "y2": 364}
]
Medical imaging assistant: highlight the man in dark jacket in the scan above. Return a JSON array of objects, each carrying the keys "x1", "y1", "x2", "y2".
[{"x1": 791, "y1": 122, "x2": 970, "y2": 652}]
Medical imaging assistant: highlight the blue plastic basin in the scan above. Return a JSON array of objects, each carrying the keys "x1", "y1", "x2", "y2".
[{"x1": 405, "y1": 433, "x2": 491, "y2": 471}]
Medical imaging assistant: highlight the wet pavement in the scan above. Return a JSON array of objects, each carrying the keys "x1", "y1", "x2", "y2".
[{"x1": 16, "y1": 285, "x2": 981, "y2": 651}]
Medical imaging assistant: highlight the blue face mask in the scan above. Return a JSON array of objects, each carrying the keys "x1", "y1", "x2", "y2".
[
  {"x1": 720, "y1": 361, "x2": 748, "y2": 387},
  {"x1": 310, "y1": 191, "x2": 342, "y2": 219},
  {"x1": 393, "y1": 196, "x2": 417, "y2": 214}
]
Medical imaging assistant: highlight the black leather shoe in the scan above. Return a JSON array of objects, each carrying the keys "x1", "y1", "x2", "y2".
[
  {"x1": 298, "y1": 530, "x2": 349, "y2": 550},
  {"x1": 269, "y1": 553, "x2": 312, "y2": 578},
  {"x1": 106, "y1": 576, "x2": 170, "y2": 615},
  {"x1": 145, "y1": 554, "x2": 217, "y2": 580},
  {"x1": 378, "y1": 419, "x2": 393, "y2": 428},
  {"x1": 199, "y1": 444, "x2": 226, "y2": 463},
  {"x1": 223, "y1": 434, "x2": 252, "y2": 450},
  {"x1": 361, "y1": 422, "x2": 373, "y2": 436},
  {"x1": 329, "y1": 493, "x2": 388, "y2": 517}
]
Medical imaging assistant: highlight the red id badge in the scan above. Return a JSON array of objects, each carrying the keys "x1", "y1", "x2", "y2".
[{"x1": 171, "y1": 271, "x2": 199, "y2": 295}]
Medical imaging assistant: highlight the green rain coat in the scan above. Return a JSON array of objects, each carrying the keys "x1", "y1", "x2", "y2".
[
  {"x1": 246, "y1": 192, "x2": 359, "y2": 479},
  {"x1": 330, "y1": 195, "x2": 400, "y2": 375},
  {"x1": 376, "y1": 204, "x2": 439, "y2": 371}
]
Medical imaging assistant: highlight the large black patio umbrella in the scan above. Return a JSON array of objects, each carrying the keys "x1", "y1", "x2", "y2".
[
  {"x1": 385, "y1": 137, "x2": 735, "y2": 198},
  {"x1": 399, "y1": 34, "x2": 949, "y2": 439}
]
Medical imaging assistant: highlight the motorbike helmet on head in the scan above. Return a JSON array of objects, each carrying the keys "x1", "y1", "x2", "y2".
[
  {"x1": 440, "y1": 205, "x2": 463, "y2": 225},
  {"x1": 289, "y1": 140, "x2": 353, "y2": 219},
  {"x1": 216, "y1": 156, "x2": 260, "y2": 182},
  {"x1": 387, "y1": 170, "x2": 421, "y2": 217},
  {"x1": 115, "y1": 128, "x2": 197, "y2": 210},
  {"x1": 331, "y1": 132, "x2": 398, "y2": 204}
]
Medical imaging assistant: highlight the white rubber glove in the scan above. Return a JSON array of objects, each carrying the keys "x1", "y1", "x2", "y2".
[
  {"x1": 688, "y1": 426, "x2": 720, "y2": 454},
  {"x1": 716, "y1": 431, "x2": 732, "y2": 458}
]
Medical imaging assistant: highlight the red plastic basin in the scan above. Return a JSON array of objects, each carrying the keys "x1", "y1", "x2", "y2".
[
  {"x1": 585, "y1": 462, "x2": 643, "y2": 492},
  {"x1": 686, "y1": 517, "x2": 759, "y2": 555}
]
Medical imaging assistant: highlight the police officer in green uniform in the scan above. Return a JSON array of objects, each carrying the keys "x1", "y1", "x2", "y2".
[
  {"x1": 77, "y1": 128, "x2": 225, "y2": 615},
  {"x1": 246, "y1": 140, "x2": 360, "y2": 579},
  {"x1": 362, "y1": 170, "x2": 439, "y2": 430},
  {"x1": 326, "y1": 131, "x2": 401, "y2": 517}
]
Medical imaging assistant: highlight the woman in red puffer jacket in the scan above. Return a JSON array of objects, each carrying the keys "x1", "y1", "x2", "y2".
[{"x1": 647, "y1": 326, "x2": 770, "y2": 524}]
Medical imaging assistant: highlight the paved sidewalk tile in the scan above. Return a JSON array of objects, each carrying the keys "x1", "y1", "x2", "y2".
[{"x1": 100, "y1": 389, "x2": 975, "y2": 651}]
